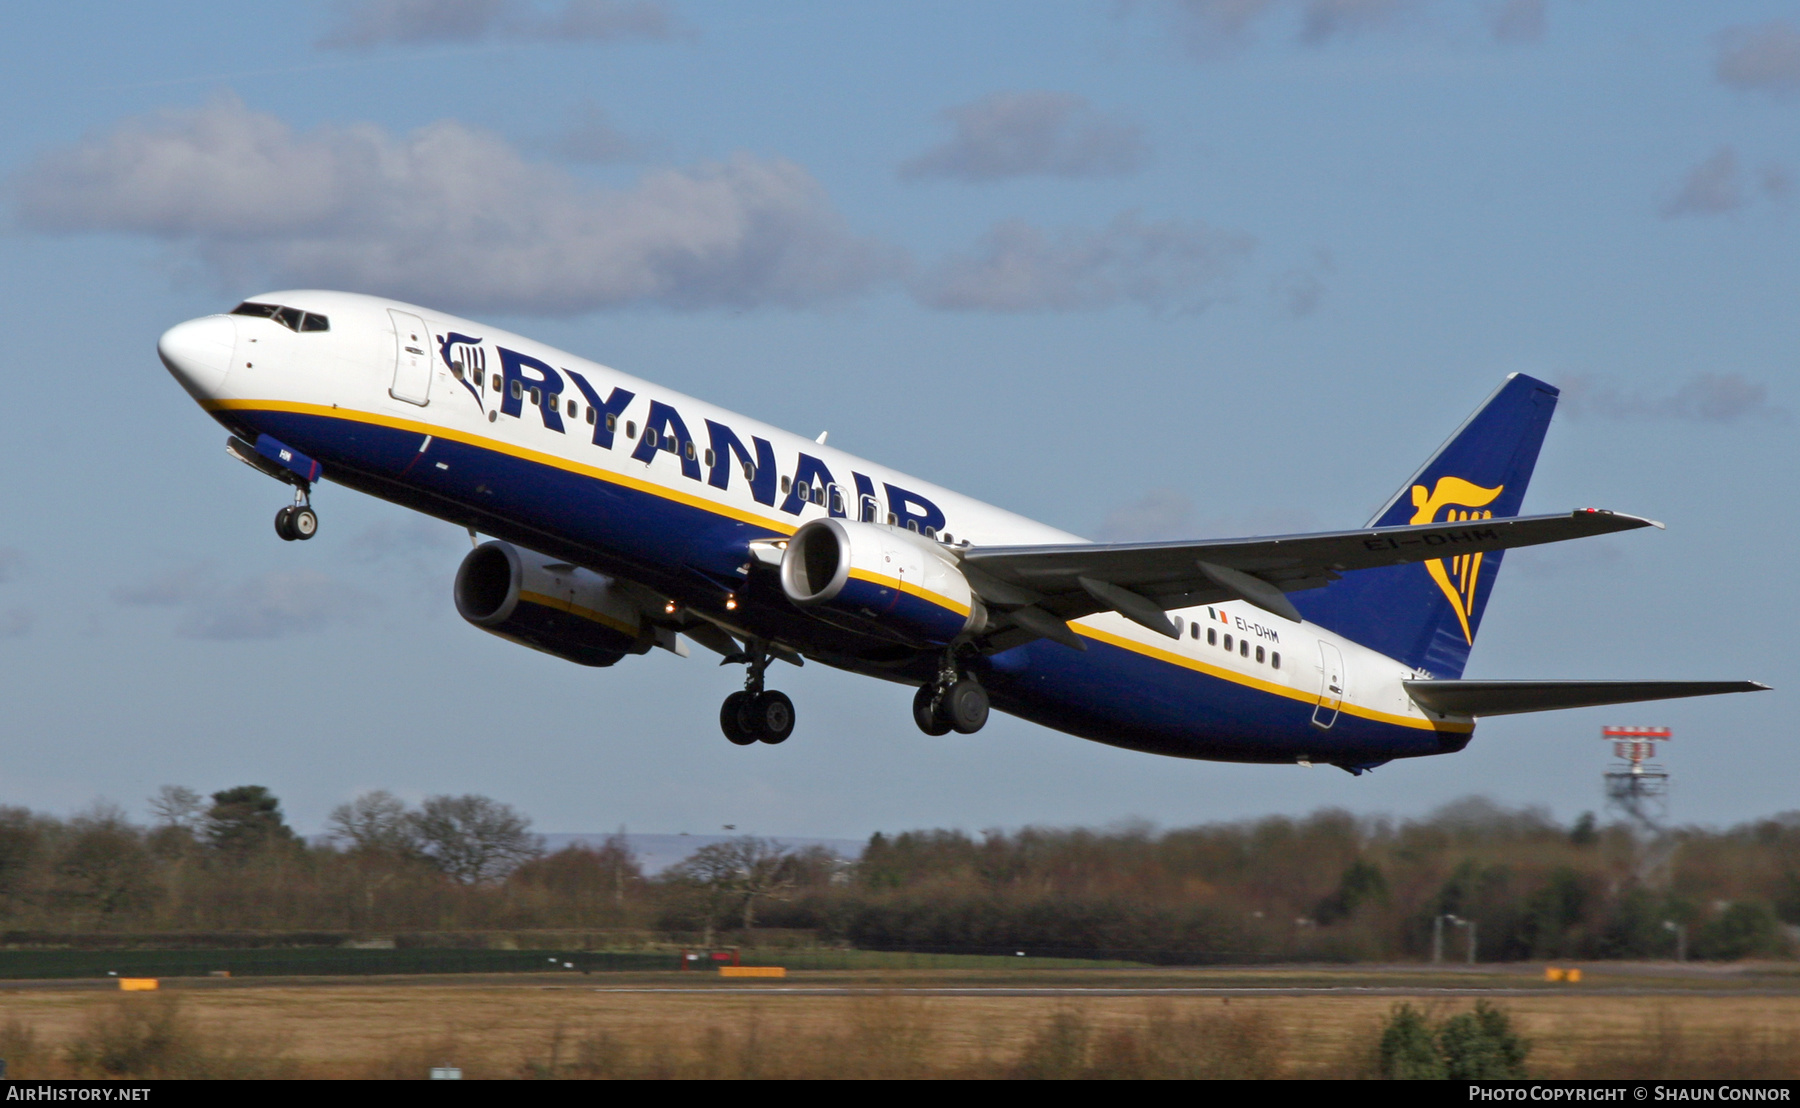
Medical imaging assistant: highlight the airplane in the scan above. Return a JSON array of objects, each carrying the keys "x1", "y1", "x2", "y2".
[{"x1": 155, "y1": 292, "x2": 1765, "y2": 772}]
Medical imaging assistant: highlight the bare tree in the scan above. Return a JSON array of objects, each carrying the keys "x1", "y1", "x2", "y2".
[
  {"x1": 147, "y1": 786, "x2": 204, "y2": 831},
  {"x1": 411, "y1": 795, "x2": 543, "y2": 884},
  {"x1": 327, "y1": 790, "x2": 419, "y2": 855},
  {"x1": 667, "y1": 837, "x2": 800, "y2": 944}
]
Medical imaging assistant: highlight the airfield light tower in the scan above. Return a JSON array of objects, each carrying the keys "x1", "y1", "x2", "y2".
[{"x1": 1603, "y1": 725, "x2": 1675, "y2": 885}]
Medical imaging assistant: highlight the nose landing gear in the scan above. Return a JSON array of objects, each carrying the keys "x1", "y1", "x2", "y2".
[
  {"x1": 274, "y1": 488, "x2": 319, "y2": 542},
  {"x1": 720, "y1": 643, "x2": 795, "y2": 746}
]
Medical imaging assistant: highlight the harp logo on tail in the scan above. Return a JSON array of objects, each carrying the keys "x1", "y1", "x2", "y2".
[{"x1": 1410, "y1": 477, "x2": 1504, "y2": 643}]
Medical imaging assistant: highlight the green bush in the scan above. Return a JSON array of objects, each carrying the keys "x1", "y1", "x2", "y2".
[
  {"x1": 1441, "y1": 1002, "x2": 1530, "y2": 1078},
  {"x1": 1378, "y1": 1004, "x2": 1446, "y2": 1079},
  {"x1": 1378, "y1": 1001, "x2": 1530, "y2": 1079}
]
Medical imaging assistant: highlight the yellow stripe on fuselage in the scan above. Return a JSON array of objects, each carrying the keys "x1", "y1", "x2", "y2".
[{"x1": 212, "y1": 398, "x2": 1465, "y2": 736}]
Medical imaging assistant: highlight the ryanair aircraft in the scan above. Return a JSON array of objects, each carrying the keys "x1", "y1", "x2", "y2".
[{"x1": 156, "y1": 292, "x2": 1763, "y2": 772}]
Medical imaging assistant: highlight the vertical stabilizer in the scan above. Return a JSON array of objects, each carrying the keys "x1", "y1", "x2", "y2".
[{"x1": 1290, "y1": 373, "x2": 1559, "y2": 678}]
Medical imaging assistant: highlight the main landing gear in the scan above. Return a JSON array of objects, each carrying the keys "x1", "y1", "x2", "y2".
[
  {"x1": 720, "y1": 643, "x2": 795, "y2": 746},
  {"x1": 274, "y1": 487, "x2": 318, "y2": 542},
  {"x1": 913, "y1": 654, "x2": 989, "y2": 736}
]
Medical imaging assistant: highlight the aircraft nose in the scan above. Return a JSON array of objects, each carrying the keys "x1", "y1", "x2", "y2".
[{"x1": 157, "y1": 315, "x2": 236, "y2": 399}]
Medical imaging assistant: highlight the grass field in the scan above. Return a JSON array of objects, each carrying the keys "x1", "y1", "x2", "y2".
[{"x1": 1, "y1": 965, "x2": 1796, "y2": 1079}]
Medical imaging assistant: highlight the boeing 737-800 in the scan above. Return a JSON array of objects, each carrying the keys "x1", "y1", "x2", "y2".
[{"x1": 154, "y1": 292, "x2": 1764, "y2": 772}]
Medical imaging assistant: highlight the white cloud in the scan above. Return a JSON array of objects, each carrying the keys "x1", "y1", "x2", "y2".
[
  {"x1": 1661, "y1": 147, "x2": 1744, "y2": 218},
  {"x1": 0, "y1": 608, "x2": 32, "y2": 639},
  {"x1": 114, "y1": 563, "x2": 378, "y2": 641},
  {"x1": 551, "y1": 102, "x2": 650, "y2": 164},
  {"x1": 911, "y1": 212, "x2": 1254, "y2": 313},
  {"x1": 899, "y1": 92, "x2": 1148, "y2": 183},
  {"x1": 1559, "y1": 373, "x2": 1788, "y2": 425},
  {"x1": 1715, "y1": 20, "x2": 1800, "y2": 97},
  {"x1": 1158, "y1": 0, "x2": 1424, "y2": 56},
  {"x1": 13, "y1": 96, "x2": 900, "y2": 315},
  {"x1": 320, "y1": 0, "x2": 682, "y2": 49},
  {"x1": 1487, "y1": 0, "x2": 1544, "y2": 45}
]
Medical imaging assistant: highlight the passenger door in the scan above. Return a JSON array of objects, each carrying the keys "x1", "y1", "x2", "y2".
[
  {"x1": 1312, "y1": 640, "x2": 1346, "y2": 729},
  {"x1": 388, "y1": 309, "x2": 432, "y2": 407}
]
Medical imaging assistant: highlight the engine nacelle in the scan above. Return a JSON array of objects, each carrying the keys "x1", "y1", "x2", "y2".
[
  {"x1": 779, "y1": 519, "x2": 985, "y2": 645},
  {"x1": 454, "y1": 541, "x2": 655, "y2": 667}
]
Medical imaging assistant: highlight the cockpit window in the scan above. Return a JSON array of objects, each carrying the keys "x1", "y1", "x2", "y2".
[{"x1": 230, "y1": 302, "x2": 330, "y2": 333}]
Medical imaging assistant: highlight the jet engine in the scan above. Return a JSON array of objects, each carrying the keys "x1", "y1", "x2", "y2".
[
  {"x1": 454, "y1": 540, "x2": 659, "y2": 666},
  {"x1": 779, "y1": 519, "x2": 985, "y2": 645}
]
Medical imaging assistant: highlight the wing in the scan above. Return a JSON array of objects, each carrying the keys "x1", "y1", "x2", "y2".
[
  {"x1": 959, "y1": 509, "x2": 1657, "y2": 650},
  {"x1": 1404, "y1": 679, "x2": 1770, "y2": 718}
]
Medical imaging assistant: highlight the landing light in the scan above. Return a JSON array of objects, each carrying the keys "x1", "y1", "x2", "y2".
[
  {"x1": 725, "y1": 595, "x2": 738, "y2": 611},
  {"x1": 664, "y1": 601, "x2": 678, "y2": 615}
]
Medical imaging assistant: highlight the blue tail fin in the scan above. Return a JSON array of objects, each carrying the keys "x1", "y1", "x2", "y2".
[{"x1": 1290, "y1": 373, "x2": 1559, "y2": 678}]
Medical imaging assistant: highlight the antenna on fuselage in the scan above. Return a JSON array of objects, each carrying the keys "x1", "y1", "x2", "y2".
[
  {"x1": 468, "y1": 526, "x2": 479, "y2": 549},
  {"x1": 815, "y1": 431, "x2": 828, "y2": 445}
]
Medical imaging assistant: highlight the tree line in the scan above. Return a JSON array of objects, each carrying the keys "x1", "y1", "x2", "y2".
[{"x1": 0, "y1": 788, "x2": 1793, "y2": 961}]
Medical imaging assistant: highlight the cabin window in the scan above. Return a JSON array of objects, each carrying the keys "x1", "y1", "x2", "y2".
[
  {"x1": 567, "y1": 399, "x2": 577, "y2": 419},
  {"x1": 1223, "y1": 633, "x2": 1233, "y2": 652},
  {"x1": 1271, "y1": 652, "x2": 1281, "y2": 670},
  {"x1": 1207, "y1": 628, "x2": 1217, "y2": 646},
  {"x1": 861, "y1": 497, "x2": 879, "y2": 522},
  {"x1": 812, "y1": 485, "x2": 825, "y2": 506},
  {"x1": 887, "y1": 513, "x2": 898, "y2": 526},
  {"x1": 942, "y1": 532, "x2": 953, "y2": 544},
  {"x1": 509, "y1": 381, "x2": 522, "y2": 400},
  {"x1": 450, "y1": 361, "x2": 464, "y2": 379},
  {"x1": 1256, "y1": 645, "x2": 1265, "y2": 663},
  {"x1": 529, "y1": 387, "x2": 541, "y2": 406},
  {"x1": 492, "y1": 374, "x2": 502, "y2": 391},
  {"x1": 795, "y1": 481, "x2": 810, "y2": 502},
  {"x1": 604, "y1": 413, "x2": 616, "y2": 432},
  {"x1": 625, "y1": 421, "x2": 636, "y2": 439},
  {"x1": 829, "y1": 486, "x2": 843, "y2": 514},
  {"x1": 300, "y1": 313, "x2": 329, "y2": 332},
  {"x1": 586, "y1": 408, "x2": 597, "y2": 426},
  {"x1": 704, "y1": 448, "x2": 716, "y2": 467},
  {"x1": 923, "y1": 526, "x2": 936, "y2": 540},
  {"x1": 645, "y1": 428, "x2": 658, "y2": 448},
  {"x1": 781, "y1": 476, "x2": 792, "y2": 494},
  {"x1": 684, "y1": 441, "x2": 696, "y2": 461},
  {"x1": 1191, "y1": 624, "x2": 1200, "y2": 640},
  {"x1": 1173, "y1": 616, "x2": 1185, "y2": 637},
  {"x1": 743, "y1": 462, "x2": 756, "y2": 481},
  {"x1": 908, "y1": 520, "x2": 919, "y2": 533},
  {"x1": 1240, "y1": 640, "x2": 1249, "y2": 658}
]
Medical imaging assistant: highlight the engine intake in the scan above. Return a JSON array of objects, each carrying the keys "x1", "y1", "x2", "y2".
[
  {"x1": 779, "y1": 519, "x2": 984, "y2": 645},
  {"x1": 455, "y1": 541, "x2": 653, "y2": 666}
]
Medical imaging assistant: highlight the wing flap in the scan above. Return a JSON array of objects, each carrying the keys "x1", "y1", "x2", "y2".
[{"x1": 1404, "y1": 680, "x2": 1769, "y2": 718}]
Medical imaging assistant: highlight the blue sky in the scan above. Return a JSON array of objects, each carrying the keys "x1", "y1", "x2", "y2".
[{"x1": 0, "y1": 1, "x2": 1794, "y2": 838}]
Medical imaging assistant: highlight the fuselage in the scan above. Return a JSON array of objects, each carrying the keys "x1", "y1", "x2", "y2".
[{"x1": 157, "y1": 290, "x2": 1474, "y2": 767}]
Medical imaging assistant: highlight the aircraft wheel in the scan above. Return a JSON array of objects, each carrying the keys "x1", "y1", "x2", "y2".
[
  {"x1": 291, "y1": 507, "x2": 319, "y2": 540},
  {"x1": 945, "y1": 679, "x2": 989, "y2": 734},
  {"x1": 750, "y1": 691, "x2": 795, "y2": 744},
  {"x1": 912, "y1": 684, "x2": 952, "y2": 736},
  {"x1": 720, "y1": 691, "x2": 757, "y2": 746},
  {"x1": 274, "y1": 506, "x2": 298, "y2": 541}
]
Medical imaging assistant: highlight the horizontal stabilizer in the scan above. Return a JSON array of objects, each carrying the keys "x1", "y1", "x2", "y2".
[{"x1": 1405, "y1": 679, "x2": 1769, "y2": 718}]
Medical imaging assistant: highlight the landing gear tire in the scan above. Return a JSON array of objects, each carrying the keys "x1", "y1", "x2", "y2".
[
  {"x1": 290, "y1": 506, "x2": 318, "y2": 540},
  {"x1": 913, "y1": 684, "x2": 952, "y2": 736},
  {"x1": 274, "y1": 506, "x2": 298, "y2": 541},
  {"x1": 720, "y1": 691, "x2": 757, "y2": 746},
  {"x1": 747, "y1": 691, "x2": 795, "y2": 744},
  {"x1": 944, "y1": 679, "x2": 990, "y2": 735}
]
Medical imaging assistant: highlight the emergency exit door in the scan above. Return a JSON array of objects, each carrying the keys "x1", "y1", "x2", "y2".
[{"x1": 1313, "y1": 640, "x2": 1345, "y2": 729}]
